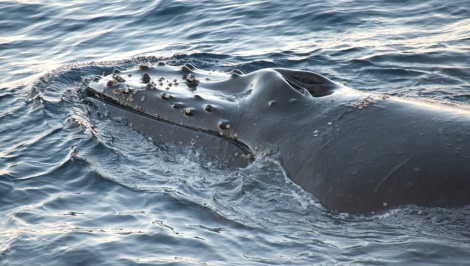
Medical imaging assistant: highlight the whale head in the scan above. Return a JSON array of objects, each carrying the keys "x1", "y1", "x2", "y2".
[{"x1": 85, "y1": 62, "x2": 341, "y2": 154}]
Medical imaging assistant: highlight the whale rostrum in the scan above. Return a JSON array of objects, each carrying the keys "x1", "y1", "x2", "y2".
[{"x1": 85, "y1": 62, "x2": 470, "y2": 214}]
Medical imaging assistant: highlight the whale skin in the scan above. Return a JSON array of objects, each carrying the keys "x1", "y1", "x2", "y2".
[{"x1": 85, "y1": 62, "x2": 470, "y2": 214}]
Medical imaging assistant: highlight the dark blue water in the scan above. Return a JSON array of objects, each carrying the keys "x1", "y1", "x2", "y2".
[{"x1": 1, "y1": 0, "x2": 470, "y2": 264}]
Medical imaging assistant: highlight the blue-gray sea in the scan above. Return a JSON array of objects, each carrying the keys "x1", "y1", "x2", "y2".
[{"x1": 1, "y1": 0, "x2": 470, "y2": 265}]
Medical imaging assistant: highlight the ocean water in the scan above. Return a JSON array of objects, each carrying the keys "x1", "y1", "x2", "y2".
[{"x1": 1, "y1": 0, "x2": 470, "y2": 265}]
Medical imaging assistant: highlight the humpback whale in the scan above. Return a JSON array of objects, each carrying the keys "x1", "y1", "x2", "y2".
[{"x1": 85, "y1": 62, "x2": 470, "y2": 214}]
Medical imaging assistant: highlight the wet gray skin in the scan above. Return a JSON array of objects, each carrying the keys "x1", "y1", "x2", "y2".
[{"x1": 85, "y1": 62, "x2": 470, "y2": 214}]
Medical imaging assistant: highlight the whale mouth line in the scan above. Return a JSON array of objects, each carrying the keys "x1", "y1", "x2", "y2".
[{"x1": 85, "y1": 89, "x2": 252, "y2": 155}]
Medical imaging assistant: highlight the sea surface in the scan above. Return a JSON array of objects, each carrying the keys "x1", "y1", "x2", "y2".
[{"x1": 1, "y1": 0, "x2": 470, "y2": 265}]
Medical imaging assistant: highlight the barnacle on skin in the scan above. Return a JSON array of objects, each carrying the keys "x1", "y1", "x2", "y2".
[
  {"x1": 186, "y1": 74, "x2": 199, "y2": 84},
  {"x1": 113, "y1": 74, "x2": 126, "y2": 82},
  {"x1": 351, "y1": 96, "x2": 387, "y2": 109},
  {"x1": 106, "y1": 80, "x2": 118, "y2": 87}
]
